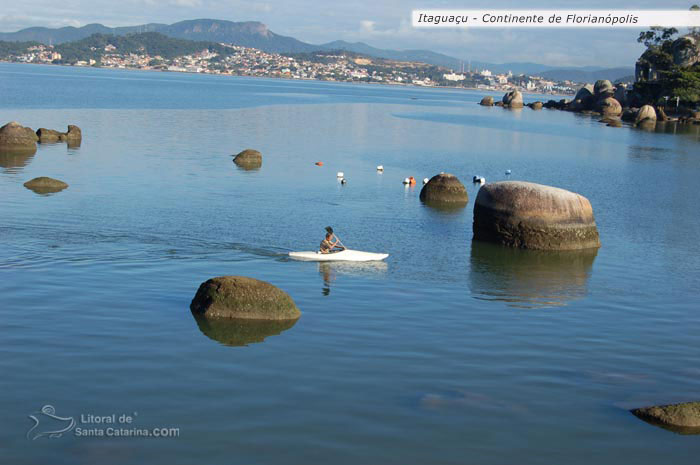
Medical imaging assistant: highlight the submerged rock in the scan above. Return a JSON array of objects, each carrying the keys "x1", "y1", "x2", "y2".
[
  {"x1": 233, "y1": 149, "x2": 262, "y2": 169},
  {"x1": 419, "y1": 173, "x2": 468, "y2": 207},
  {"x1": 473, "y1": 181, "x2": 601, "y2": 250},
  {"x1": 528, "y1": 101, "x2": 543, "y2": 110},
  {"x1": 0, "y1": 121, "x2": 37, "y2": 154},
  {"x1": 631, "y1": 401, "x2": 700, "y2": 434},
  {"x1": 23, "y1": 176, "x2": 69, "y2": 194},
  {"x1": 479, "y1": 96, "x2": 494, "y2": 106},
  {"x1": 192, "y1": 313, "x2": 298, "y2": 347},
  {"x1": 502, "y1": 90, "x2": 523, "y2": 108},
  {"x1": 190, "y1": 276, "x2": 300, "y2": 320}
]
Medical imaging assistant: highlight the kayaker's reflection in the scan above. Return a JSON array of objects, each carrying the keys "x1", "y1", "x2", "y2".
[{"x1": 319, "y1": 263, "x2": 336, "y2": 296}]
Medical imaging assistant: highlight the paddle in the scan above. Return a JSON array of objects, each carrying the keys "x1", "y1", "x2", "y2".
[{"x1": 325, "y1": 226, "x2": 346, "y2": 250}]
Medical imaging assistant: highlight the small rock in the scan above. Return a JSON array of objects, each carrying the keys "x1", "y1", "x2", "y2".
[{"x1": 23, "y1": 176, "x2": 69, "y2": 194}]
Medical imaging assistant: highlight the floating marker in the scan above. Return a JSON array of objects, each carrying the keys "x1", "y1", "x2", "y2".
[
  {"x1": 315, "y1": 161, "x2": 324, "y2": 166},
  {"x1": 340, "y1": 178, "x2": 347, "y2": 185},
  {"x1": 337, "y1": 172, "x2": 344, "y2": 178},
  {"x1": 423, "y1": 178, "x2": 429, "y2": 184},
  {"x1": 377, "y1": 165, "x2": 384, "y2": 171},
  {"x1": 403, "y1": 177, "x2": 410, "y2": 185},
  {"x1": 505, "y1": 169, "x2": 511, "y2": 175}
]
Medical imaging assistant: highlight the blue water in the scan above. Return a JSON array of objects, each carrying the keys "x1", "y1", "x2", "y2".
[{"x1": 1, "y1": 62, "x2": 699, "y2": 464}]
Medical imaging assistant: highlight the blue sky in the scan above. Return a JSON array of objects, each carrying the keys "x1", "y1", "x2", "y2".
[{"x1": 0, "y1": 0, "x2": 696, "y2": 67}]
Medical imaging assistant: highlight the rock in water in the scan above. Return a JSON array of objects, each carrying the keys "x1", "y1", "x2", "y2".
[
  {"x1": 502, "y1": 90, "x2": 524, "y2": 108},
  {"x1": 631, "y1": 401, "x2": 700, "y2": 434},
  {"x1": 23, "y1": 176, "x2": 69, "y2": 194},
  {"x1": 419, "y1": 173, "x2": 469, "y2": 206},
  {"x1": 479, "y1": 96, "x2": 494, "y2": 106},
  {"x1": 473, "y1": 181, "x2": 601, "y2": 250},
  {"x1": 528, "y1": 101, "x2": 543, "y2": 110},
  {"x1": 596, "y1": 97, "x2": 622, "y2": 116},
  {"x1": 36, "y1": 128, "x2": 66, "y2": 143},
  {"x1": 65, "y1": 125, "x2": 82, "y2": 142},
  {"x1": 190, "y1": 276, "x2": 300, "y2": 320},
  {"x1": 233, "y1": 149, "x2": 263, "y2": 169},
  {"x1": 635, "y1": 105, "x2": 657, "y2": 125},
  {"x1": 0, "y1": 121, "x2": 37, "y2": 154},
  {"x1": 574, "y1": 83, "x2": 595, "y2": 102}
]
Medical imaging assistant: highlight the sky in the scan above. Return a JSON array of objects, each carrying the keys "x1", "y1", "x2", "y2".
[{"x1": 0, "y1": 0, "x2": 696, "y2": 67}]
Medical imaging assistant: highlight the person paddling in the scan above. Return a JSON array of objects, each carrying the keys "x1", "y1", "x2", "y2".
[{"x1": 320, "y1": 226, "x2": 345, "y2": 254}]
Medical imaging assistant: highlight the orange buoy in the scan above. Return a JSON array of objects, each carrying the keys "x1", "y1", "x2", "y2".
[
  {"x1": 409, "y1": 176, "x2": 416, "y2": 185},
  {"x1": 315, "y1": 161, "x2": 324, "y2": 166}
]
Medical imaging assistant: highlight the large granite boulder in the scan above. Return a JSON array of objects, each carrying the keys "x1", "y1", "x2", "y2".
[
  {"x1": 502, "y1": 90, "x2": 523, "y2": 108},
  {"x1": 473, "y1": 181, "x2": 601, "y2": 250},
  {"x1": 233, "y1": 149, "x2": 262, "y2": 169},
  {"x1": 23, "y1": 176, "x2": 69, "y2": 194},
  {"x1": 479, "y1": 96, "x2": 494, "y2": 106},
  {"x1": 596, "y1": 97, "x2": 622, "y2": 116},
  {"x1": 594, "y1": 80, "x2": 615, "y2": 98},
  {"x1": 419, "y1": 173, "x2": 468, "y2": 207},
  {"x1": 631, "y1": 401, "x2": 700, "y2": 434},
  {"x1": 672, "y1": 36, "x2": 700, "y2": 68},
  {"x1": 635, "y1": 105, "x2": 657, "y2": 125},
  {"x1": 65, "y1": 125, "x2": 82, "y2": 141},
  {"x1": 0, "y1": 121, "x2": 37, "y2": 154},
  {"x1": 190, "y1": 276, "x2": 300, "y2": 320},
  {"x1": 574, "y1": 84, "x2": 595, "y2": 103}
]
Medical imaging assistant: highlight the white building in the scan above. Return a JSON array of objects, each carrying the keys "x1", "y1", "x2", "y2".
[{"x1": 443, "y1": 72, "x2": 466, "y2": 81}]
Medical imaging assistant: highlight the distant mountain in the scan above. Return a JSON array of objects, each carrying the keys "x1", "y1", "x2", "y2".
[
  {"x1": 0, "y1": 19, "x2": 318, "y2": 53},
  {"x1": 0, "y1": 19, "x2": 632, "y2": 81},
  {"x1": 539, "y1": 67, "x2": 635, "y2": 83}
]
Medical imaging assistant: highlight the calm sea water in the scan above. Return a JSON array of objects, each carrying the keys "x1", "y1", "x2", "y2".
[{"x1": 1, "y1": 62, "x2": 699, "y2": 464}]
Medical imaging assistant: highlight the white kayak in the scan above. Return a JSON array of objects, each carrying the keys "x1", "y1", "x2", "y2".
[{"x1": 289, "y1": 249, "x2": 389, "y2": 262}]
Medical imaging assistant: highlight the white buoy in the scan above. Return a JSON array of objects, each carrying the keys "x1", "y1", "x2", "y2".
[
  {"x1": 377, "y1": 165, "x2": 384, "y2": 171},
  {"x1": 423, "y1": 177, "x2": 429, "y2": 184},
  {"x1": 402, "y1": 177, "x2": 410, "y2": 185},
  {"x1": 478, "y1": 177, "x2": 486, "y2": 184},
  {"x1": 505, "y1": 169, "x2": 512, "y2": 175},
  {"x1": 337, "y1": 172, "x2": 344, "y2": 178}
]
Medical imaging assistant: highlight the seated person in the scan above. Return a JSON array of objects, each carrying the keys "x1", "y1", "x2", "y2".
[{"x1": 320, "y1": 232, "x2": 343, "y2": 254}]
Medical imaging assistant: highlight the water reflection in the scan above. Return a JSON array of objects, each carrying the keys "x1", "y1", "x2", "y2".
[
  {"x1": 318, "y1": 261, "x2": 388, "y2": 296},
  {"x1": 0, "y1": 148, "x2": 36, "y2": 173},
  {"x1": 469, "y1": 242, "x2": 597, "y2": 308},
  {"x1": 233, "y1": 159, "x2": 262, "y2": 171},
  {"x1": 192, "y1": 314, "x2": 298, "y2": 347}
]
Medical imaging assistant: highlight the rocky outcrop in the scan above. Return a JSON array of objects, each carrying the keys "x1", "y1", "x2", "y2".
[
  {"x1": 574, "y1": 84, "x2": 595, "y2": 102},
  {"x1": 190, "y1": 276, "x2": 300, "y2": 320},
  {"x1": 502, "y1": 90, "x2": 523, "y2": 108},
  {"x1": 233, "y1": 148, "x2": 262, "y2": 169},
  {"x1": 635, "y1": 105, "x2": 657, "y2": 125},
  {"x1": 0, "y1": 121, "x2": 37, "y2": 154},
  {"x1": 479, "y1": 96, "x2": 494, "y2": 106},
  {"x1": 419, "y1": 173, "x2": 468, "y2": 207},
  {"x1": 672, "y1": 35, "x2": 700, "y2": 68},
  {"x1": 65, "y1": 125, "x2": 82, "y2": 141},
  {"x1": 528, "y1": 101, "x2": 543, "y2": 110},
  {"x1": 614, "y1": 84, "x2": 628, "y2": 107},
  {"x1": 192, "y1": 314, "x2": 298, "y2": 347},
  {"x1": 596, "y1": 97, "x2": 622, "y2": 117},
  {"x1": 23, "y1": 176, "x2": 69, "y2": 194},
  {"x1": 631, "y1": 401, "x2": 700, "y2": 434},
  {"x1": 473, "y1": 181, "x2": 601, "y2": 250}
]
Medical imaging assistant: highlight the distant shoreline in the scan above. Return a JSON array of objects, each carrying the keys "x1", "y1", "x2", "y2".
[{"x1": 0, "y1": 60, "x2": 570, "y2": 99}]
